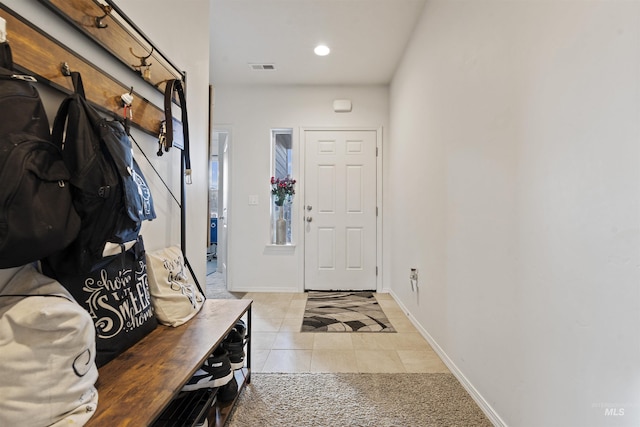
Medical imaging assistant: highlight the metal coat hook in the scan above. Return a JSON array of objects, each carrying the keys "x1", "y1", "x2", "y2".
[
  {"x1": 157, "y1": 120, "x2": 167, "y2": 157},
  {"x1": 59, "y1": 63, "x2": 83, "y2": 96},
  {"x1": 60, "y1": 62, "x2": 71, "y2": 77},
  {"x1": 154, "y1": 79, "x2": 170, "y2": 89},
  {"x1": 94, "y1": 5, "x2": 112, "y2": 29},
  {"x1": 117, "y1": 86, "x2": 134, "y2": 135},
  {"x1": 121, "y1": 86, "x2": 134, "y2": 106},
  {"x1": 130, "y1": 46, "x2": 153, "y2": 80}
]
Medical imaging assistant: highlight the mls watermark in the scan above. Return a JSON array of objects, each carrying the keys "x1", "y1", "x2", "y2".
[
  {"x1": 604, "y1": 408, "x2": 625, "y2": 417},
  {"x1": 592, "y1": 402, "x2": 637, "y2": 417}
]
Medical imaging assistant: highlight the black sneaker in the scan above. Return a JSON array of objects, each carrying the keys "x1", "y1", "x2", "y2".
[
  {"x1": 234, "y1": 319, "x2": 247, "y2": 340},
  {"x1": 217, "y1": 375, "x2": 238, "y2": 404},
  {"x1": 222, "y1": 329, "x2": 245, "y2": 370},
  {"x1": 182, "y1": 347, "x2": 233, "y2": 391}
]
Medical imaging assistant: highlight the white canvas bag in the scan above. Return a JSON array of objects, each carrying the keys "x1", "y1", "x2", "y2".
[
  {"x1": 0, "y1": 264, "x2": 99, "y2": 427},
  {"x1": 146, "y1": 246, "x2": 205, "y2": 327}
]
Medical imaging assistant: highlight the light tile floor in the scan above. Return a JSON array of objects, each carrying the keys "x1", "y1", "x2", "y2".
[{"x1": 240, "y1": 292, "x2": 450, "y2": 374}]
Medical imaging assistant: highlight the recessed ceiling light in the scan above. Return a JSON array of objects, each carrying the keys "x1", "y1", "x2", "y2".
[{"x1": 314, "y1": 45, "x2": 330, "y2": 56}]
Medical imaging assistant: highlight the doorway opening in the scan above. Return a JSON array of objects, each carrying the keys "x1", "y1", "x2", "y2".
[
  {"x1": 208, "y1": 133, "x2": 220, "y2": 275},
  {"x1": 209, "y1": 128, "x2": 231, "y2": 291}
]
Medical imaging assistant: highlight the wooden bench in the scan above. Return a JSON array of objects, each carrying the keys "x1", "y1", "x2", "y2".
[{"x1": 86, "y1": 298, "x2": 252, "y2": 427}]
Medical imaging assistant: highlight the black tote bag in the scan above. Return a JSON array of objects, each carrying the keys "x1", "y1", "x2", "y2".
[{"x1": 55, "y1": 236, "x2": 157, "y2": 367}]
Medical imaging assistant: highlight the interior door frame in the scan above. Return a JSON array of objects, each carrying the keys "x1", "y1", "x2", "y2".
[
  {"x1": 212, "y1": 125, "x2": 233, "y2": 289},
  {"x1": 298, "y1": 126, "x2": 383, "y2": 293}
]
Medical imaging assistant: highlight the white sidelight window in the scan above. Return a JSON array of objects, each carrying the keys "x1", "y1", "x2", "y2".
[{"x1": 270, "y1": 129, "x2": 294, "y2": 244}]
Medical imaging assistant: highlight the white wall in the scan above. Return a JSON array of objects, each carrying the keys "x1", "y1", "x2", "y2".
[
  {"x1": 388, "y1": 1, "x2": 640, "y2": 426},
  {"x1": 116, "y1": 1, "x2": 211, "y2": 282},
  {"x1": 2, "y1": 0, "x2": 211, "y2": 282},
  {"x1": 212, "y1": 85, "x2": 388, "y2": 292}
]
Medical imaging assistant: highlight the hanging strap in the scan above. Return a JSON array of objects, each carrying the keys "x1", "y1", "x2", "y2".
[
  {"x1": 70, "y1": 71, "x2": 85, "y2": 99},
  {"x1": 0, "y1": 42, "x2": 12, "y2": 69},
  {"x1": 51, "y1": 72, "x2": 100, "y2": 153},
  {"x1": 163, "y1": 78, "x2": 192, "y2": 184},
  {"x1": 0, "y1": 42, "x2": 37, "y2": 83},
  {"x1": 163, "y1": 78, "x2": 202, "y2": 297}
]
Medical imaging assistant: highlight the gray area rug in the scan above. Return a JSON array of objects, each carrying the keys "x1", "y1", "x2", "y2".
[
  {"x1": 302, "y1": 291, "x2": 396, "y2": 332},
  {"x1": 226, "y1": 373, "x2": 492, "y2": 427}
]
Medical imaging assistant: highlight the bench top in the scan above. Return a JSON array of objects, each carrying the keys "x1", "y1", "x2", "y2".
[{"x1": 86, "y1": 298, "x2": 252, "y2": 427}]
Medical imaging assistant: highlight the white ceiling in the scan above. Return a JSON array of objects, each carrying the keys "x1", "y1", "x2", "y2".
[{"x1": 209, "y1": 0, "x2": 427, "y2": 86}]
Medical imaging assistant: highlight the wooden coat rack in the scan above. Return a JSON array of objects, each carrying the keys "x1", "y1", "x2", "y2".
[
  {"x1": 0, "y1": 3, "x2": 169, "y2": 136},
  {"x1": 37, "y1": 0, "x2": 184, "y2": 96}
]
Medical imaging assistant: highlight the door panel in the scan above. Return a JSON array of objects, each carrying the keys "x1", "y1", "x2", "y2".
[
  {"x1": 318, "y1": 228, "x2": 336, "y2": 269},
  {"x1": 318, "y1": 166, "x2": 336, "y2": 212},
  {"x1": 304, "y1": 130, "x2": 377, "y2": 291},
  {"x1": 346, "y1": 165, "x2": 363, "y2": 212},
  {"x1": 346, "y1": 227, "x2": 364, "y2": 269}
]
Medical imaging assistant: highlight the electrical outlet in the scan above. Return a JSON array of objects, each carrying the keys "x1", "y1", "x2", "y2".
[
  {"x1": 248, "y1": 195, "x2": 259, "y2": 205},
  {"x1": 409, "y1": 268, "x2": 418, "y2": 291}
]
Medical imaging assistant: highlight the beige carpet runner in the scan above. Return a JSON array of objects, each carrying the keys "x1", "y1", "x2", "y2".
[{"x1": 226, "y1": 373, "x2": 492, "y2": 427}]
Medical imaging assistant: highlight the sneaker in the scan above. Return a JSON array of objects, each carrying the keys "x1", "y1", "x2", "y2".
[
  {"x1": 222, "y1": 329, "x2": 245, "y2": 370},
  {"x1": 203, "y1": 347, "x2": 234, "y2": 386},
  {"x1": 182, "y1": 347, "x2": 233, "y2": 391},
  {"x1": 234, "y1": 319, "x2": 247, "y2": 341},
  {"x1": 217, "y1": 375, "x2": 238, "y2": 404}
]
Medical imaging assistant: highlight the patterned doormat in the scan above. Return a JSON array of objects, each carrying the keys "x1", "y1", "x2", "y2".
[{"x1": 301, "y1": 291, "x2": 396, "y2": 332}]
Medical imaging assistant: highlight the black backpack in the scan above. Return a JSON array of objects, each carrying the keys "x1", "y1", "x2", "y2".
[
  {"x1": 0, "y1": 43, "x2": 80, "y2": 268},
  {"x1": 44, "y1": 71, "x2": 156, "y2": 275}
]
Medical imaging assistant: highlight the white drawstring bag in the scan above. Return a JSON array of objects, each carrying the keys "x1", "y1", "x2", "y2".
[
  {"x1": 0, "y1": 264, "x2": 98, "y2": 427},
  {"x1": 146, "y1": 246, "x2": 205, "y2": 327}
]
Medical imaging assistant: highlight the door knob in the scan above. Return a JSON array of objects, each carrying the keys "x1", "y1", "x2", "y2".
[
  {"x1": 306, "y1": 216, "x2": 313, "y2": 222},
  {"x1": 307, "y1": 205, "x2": 313, "y2": 211}
]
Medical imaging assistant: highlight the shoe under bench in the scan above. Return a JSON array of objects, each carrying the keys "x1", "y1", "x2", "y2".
[{"x1": 85, "y1": 298, "x2": 252, "y2": 427}]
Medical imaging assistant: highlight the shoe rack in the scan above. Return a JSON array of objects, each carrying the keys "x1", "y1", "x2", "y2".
[{"x1": 85, "y1": 299, "x2": 252, "y2": 426}]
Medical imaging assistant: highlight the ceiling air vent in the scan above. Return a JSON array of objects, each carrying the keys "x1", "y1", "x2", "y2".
[{"x1": 249, "y1": 63, "x2": 276, "y2": 71}]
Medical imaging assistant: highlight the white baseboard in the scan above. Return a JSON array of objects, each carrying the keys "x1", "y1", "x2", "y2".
[
  {"x1": 388, "y1": 290, "x2": 508, "y2": 427},
  {"x1": 230, "y1": 285, "x2": 300, "y2": 293}
]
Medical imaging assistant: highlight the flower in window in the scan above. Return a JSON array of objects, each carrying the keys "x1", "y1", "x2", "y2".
[{"x1": 271, "y1": 176, "x2": 296, "y2": 206}]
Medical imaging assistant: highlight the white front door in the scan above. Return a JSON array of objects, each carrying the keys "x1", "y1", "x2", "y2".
[{"x1": 304, "y1": 129, "x2": 377, "y2": 291}]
